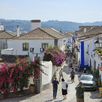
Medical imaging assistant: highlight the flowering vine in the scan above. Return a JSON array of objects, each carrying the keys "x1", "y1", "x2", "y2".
[
  {"x1": 43, "y1": 47, "x2": 66, "y2": 66},
  {"x1": 0, "y1": 57, "x2": 44, "y2": 96}
]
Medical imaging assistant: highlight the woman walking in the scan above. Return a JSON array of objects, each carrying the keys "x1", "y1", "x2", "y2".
[{"x1": 61, "y1": 78, "x2": 68, "y2": 100}]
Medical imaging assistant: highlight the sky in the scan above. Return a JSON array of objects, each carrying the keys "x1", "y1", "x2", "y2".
[{"x1": 0, "y1": 0, "x2": 102, "y2": 22}]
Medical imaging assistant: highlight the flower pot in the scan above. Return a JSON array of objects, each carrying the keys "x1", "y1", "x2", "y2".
[{"x1": 29, "y1": 84, "x2": 35, "y2": 94}]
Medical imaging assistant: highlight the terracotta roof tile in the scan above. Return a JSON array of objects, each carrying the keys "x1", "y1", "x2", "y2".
[
  {"x1": 0, "y1": 31, "x2": 14, "y2": 39},
  {"x1": 12, "y1": 28, "x2": 64, "y2": 40}
]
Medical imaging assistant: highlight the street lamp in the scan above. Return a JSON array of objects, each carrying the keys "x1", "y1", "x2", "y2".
[{"x1": 94, "y1": 40, "x2": 100, "y2": 48}]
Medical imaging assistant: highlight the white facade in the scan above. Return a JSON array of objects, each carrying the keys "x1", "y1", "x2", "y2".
[
  {"x1": 93, "y1": 52, "x2": 102, "y2": 82},
  {"x1": 41, "y1": 61, "x2": 53, "y2": 86},
  {"x1": 3, "y1": 39, "x2": 54, "y2": 60},
  {"x1": 84, "y1": 38, "x2": 95, "y2": 66},
  {"x1": 58, "y1": 38, "x2": 67, "y2": 51},
  {"x1": 1, "y1": 38, "x2": 66, "y2": 61}
]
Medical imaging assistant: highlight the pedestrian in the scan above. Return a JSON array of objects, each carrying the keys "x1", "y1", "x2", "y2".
[
  {"x1": 59, "y1": 68, "x2": 63, "y2": 81},
  {"x1": 52, "y1": 77, "x2": 59, "y2": 99},
  {"x1": 75, "y1": 82, "x2": 84, "y2": 102},
  {"x1": 83, "y1": 68, "x2": 86, "y2": 73},
  {"x1": 70, "y1": 68, "x2": 75, "y2": 82},
  {"x1": 61, "y1": 78, "x2": 68, "y2": 100}
]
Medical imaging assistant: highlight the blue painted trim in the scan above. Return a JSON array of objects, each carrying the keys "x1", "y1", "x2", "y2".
[{"x1": 80, "y1": 41, "x2": 84, "y2": 68}]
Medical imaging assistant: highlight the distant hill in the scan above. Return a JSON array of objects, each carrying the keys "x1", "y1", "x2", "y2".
[
  {"x1": 0, "y1": 19, "x2": 31, "y2": 33},
  {"x1": 41, "y1": 20, "x2": 82, "y2": 32},
  {"x1": 0, "y1": 19, "x2": 102, "y2": 33}
]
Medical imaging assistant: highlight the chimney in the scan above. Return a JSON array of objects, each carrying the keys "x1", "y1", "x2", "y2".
[
  {"x1": 16, "y1": 25, "x2": 20, "y2": 37},
  {"x1": 31, "y1": 20, "x2": 41, "y2": 30},
  {"x1": 0, "y1": 24, "x2": 4, "y2": 31},
  {"x1": 84, "y1": 28, "x2": 87, "y2": 33}
]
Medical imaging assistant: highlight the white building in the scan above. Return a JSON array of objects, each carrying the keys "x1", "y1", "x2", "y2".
[
  {"x1": 76, "y1": 26, "x2": 102, "y2": 83},
  {"x1": 1, "y1": 20, "x2": 66, "y2": 60},
  {"x1": 0, "y1": 28, "x2": 15, "y2": 50}
]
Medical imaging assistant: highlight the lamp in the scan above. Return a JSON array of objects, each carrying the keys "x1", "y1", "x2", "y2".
[{"x1": 94, "y1": 40, "x2": 99, "y2": 48}]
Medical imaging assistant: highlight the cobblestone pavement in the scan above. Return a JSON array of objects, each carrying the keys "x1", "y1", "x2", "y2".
[
  {"x1": 0, "y1": 72, "x2": 77, "y2": 102},
  {"x1": 0, "y1": 63, "x2": 102, "y2": 102}
]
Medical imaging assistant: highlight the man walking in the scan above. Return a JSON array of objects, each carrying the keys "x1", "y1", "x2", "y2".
[
  {"x1": 70, "y1": 68, "x2": 75, "y2": 82},
  {"x1": 52, "y1": 77, "x2": 59, "y2": 99}
]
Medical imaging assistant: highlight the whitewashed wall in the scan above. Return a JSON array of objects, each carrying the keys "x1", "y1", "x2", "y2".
[
  {"x1": 41, "y1": 61, "x2": 53, "y2": 86},
  {"x1": 84, "y1": 38, "x2": 95, "y2": 66},
  {"x1": 94, "y1": 53, "x2": 102, "y2": 82},
  {"x1": 2, "y1": 39, "x2": 54, "y2": 60},
  {"x1": 58, "y1": 38, "x2": 66, "y2": 51},
  {"x1": 94, "y1": 53, "x2": 101, "y2": 69}
]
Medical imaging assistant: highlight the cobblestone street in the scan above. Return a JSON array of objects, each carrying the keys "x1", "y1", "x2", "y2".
[{"x1": 0, "y1": 63, "x2": 102, "y2": 102}]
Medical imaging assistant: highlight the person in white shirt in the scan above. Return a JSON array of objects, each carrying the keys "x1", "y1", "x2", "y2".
[{"x1": 61, "y1": 78, "x2": 68, "y2": 100}]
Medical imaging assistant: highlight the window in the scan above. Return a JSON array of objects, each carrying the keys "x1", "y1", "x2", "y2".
[
  {"x1": 42, "y1": 43, "x2": 48, "y2": 50},
  {"x1": 86, "y1": 45, "x2": 89, "y2": 54},
  {"x1": 22, "y1": 42, "x2": 29, "y2": 51},
  {"x1": 54, "y1": 39, "x2": 58, "y2": 46},
  {"x1": 0, "y1": 40, "x2": 7, "y2": 49}
]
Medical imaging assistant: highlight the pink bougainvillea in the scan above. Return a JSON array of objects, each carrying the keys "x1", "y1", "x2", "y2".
[
  {"x1": 0, "y1": 57, "x2": 43, "y2": 96},
  {"x1": 43, "y1": 47, "x2": 66, "y2": 66}
]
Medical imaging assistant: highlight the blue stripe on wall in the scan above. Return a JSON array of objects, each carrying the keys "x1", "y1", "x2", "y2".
[{"x1": 80, "y1": 41, "x2": 84, "y2": 68}]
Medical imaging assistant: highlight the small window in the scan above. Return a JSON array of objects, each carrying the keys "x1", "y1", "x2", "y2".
[
  {"x1": 42, "y1": 43, "x2": 48, "y2": 49},
  {"x1": 22, "y1": 42, "x2": 29, "y2": 51}
]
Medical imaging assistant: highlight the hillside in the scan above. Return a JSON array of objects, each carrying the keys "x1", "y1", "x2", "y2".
[{"x1": 0, "y1": 19, "x2": 102, "y2": 33}]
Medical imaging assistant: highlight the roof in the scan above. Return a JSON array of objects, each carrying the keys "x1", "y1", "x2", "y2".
[
  {"x1": 65, "y1": 32, "x2": 73, "y2": 37},
  {"x1": 12, "y1": 28, "x2": 64, "y2": 40},
  {"x1": 0, "y1": 31, "x2": 15, "y2": 39},
  {"x1": 41, "y1": 28, "x2": 64, "y2": 39},
  {"x1": 78, "y1": 33, "x2": 102, "y2": 41},
  {"x1": 77, "y1": 26, "x2": 102, "y2": 41},
  {"x1": 85, "y1": 26, "x2": 102, "y2": 35},
  {"x1": 76, "y1": 26, "x2": 100, "y2": 37}
]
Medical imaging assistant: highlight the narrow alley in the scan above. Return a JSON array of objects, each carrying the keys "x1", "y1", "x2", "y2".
[{"x1": 0, "y1": 63, "x2": 102, "y2": 102}]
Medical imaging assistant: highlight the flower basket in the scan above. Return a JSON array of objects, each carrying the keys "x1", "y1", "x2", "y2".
[{"x1": 29, "y1": 84, "x2": 35, "y2": 94}]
